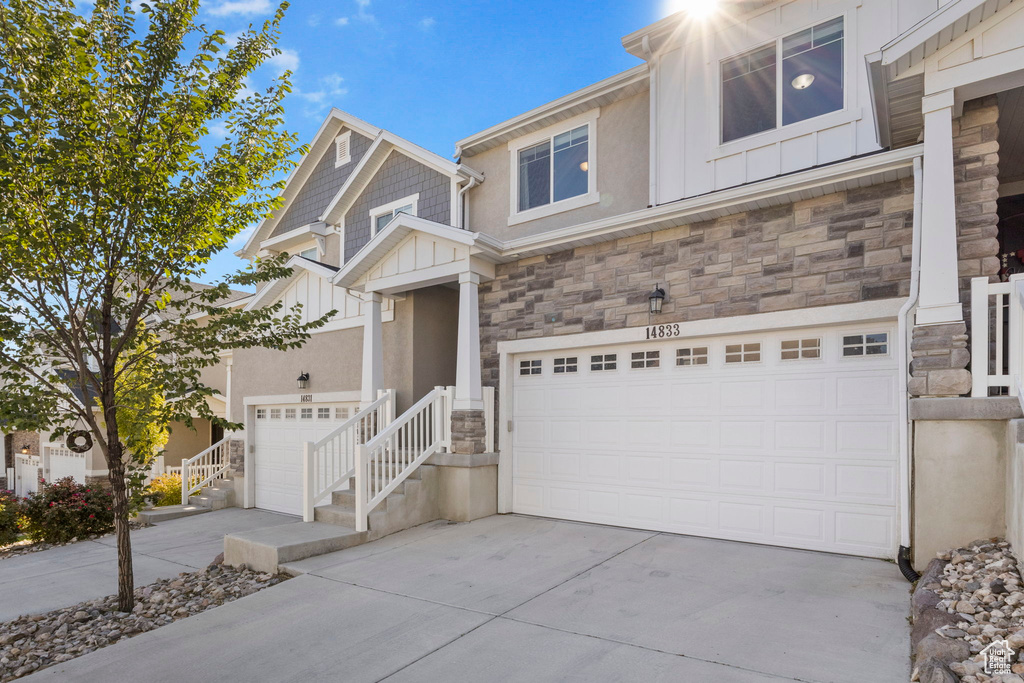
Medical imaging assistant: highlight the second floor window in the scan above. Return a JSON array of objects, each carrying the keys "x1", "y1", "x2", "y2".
[
  {"x1": 371, "y1": 194, "x2": 418, "y2": 234},
  {"x1": 518, "y1": 124, "x2": 589, "y2": 212},
  {"x1": 721, "y1": 17, "x2": 844, "y2": 143}
]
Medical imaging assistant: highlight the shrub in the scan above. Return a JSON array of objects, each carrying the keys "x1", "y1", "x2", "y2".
[
  {"x1": 0, "y1": 489, "x2": 24, "y2": 546},
  {"x1": 21, "y1": 477, "x2": 115, "y2": 543},
  {"x1": 147, "y1": 473, "x2": 183, "y2": 507}
]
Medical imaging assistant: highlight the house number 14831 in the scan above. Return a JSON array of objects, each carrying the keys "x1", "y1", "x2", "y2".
[{"x1": 646, "y1": 324, "x2": 681, "y2": 339}]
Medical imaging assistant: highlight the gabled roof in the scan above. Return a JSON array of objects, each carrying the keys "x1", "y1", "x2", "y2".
[
  {"x1": 237, "y1": 109, "x2": 382, "y2": 258},
  {"x1": 866, "y1": 0, "x2": 1014, "y2": 148},
  {"x1": 454, "y1": 65, "x2": 649, "y2": 158},
  {"x1": 244, "y1": 256, "x2": 339, "y2": 312},
  {"x1": 331, "y1": 213, "x2": 501, "y2": 290},
  {"x1": 319, "y1": 130, "x2": 483, "y2": 227}
]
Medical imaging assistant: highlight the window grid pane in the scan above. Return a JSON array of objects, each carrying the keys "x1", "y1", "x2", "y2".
[
  {"x1": 631, "y1": 350, "x2": 660, "y2": 369},
  {"x1": 676, "y1": 347, "x2": 709, "y2": 366},
  {"x1": 781, "y1": 338, "x2": 821, "y2": 360},
  {"x1": 318, "y1": 407, "x2": 331, "y2": 419},
  {"x1": 553, "y1": 357, "x2": 578, "y2": 374},
  {"x1": 269, "y1": 408, "x2": 281, "y2": 420},
  {"x1": 590, "y1": 354, "x2": 617, "y2": 371},
  {"x1": 725, "y1": 342, "x2": 761, "y2": 364},
  {"x1": 285, "y1": 408, "x2": 296, "y2": 420},
  {"x1": 519, "y1": 359, "x2": 542, "y2": 376},
  {"x1": 843, "y1": 333, "x2": 888, "y2": 357},
  {"x1": 518, "y1": 141, "x2": 552, "y2": 211},
  {"x1": 301, "y1": 408, "x2": 313, "y2": 419}
]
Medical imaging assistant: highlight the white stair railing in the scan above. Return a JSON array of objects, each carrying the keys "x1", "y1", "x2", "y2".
[
  {"x1": 353, "y1": 386, "x2": 452, "y2": 532},
  {"x1": 181, "y1": 437, "x2": 231, "y2": 505},
  {"x1": 971, "y1": 274, "x2": 1024, "y2": 404},
  {"x1": 302, "y1": 389, "x2": 394, "y2": 522}
]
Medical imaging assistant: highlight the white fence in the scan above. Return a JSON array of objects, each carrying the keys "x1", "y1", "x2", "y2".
[
  {"x1": 14, "y1": 455, "x2": 41, "y2": 497},
  {"x1": 971, "y1": 274, "x2": 1024, "y2": 399}
]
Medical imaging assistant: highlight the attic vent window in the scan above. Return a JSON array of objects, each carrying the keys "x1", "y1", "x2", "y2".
[{"x1": 335, "y1": 131, "x2": 352, "y2": 168}]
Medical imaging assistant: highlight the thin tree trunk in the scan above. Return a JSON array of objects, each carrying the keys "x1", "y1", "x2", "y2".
[{"x1": 106, "y1": 440, "x2": 134, "y2": 612}]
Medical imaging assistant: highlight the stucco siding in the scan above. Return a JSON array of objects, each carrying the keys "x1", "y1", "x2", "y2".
[
  {"x1": 463, "y1": 92, "x2": 650, "y2": 241},
  {"x1": 273, "y1": 128, "x2": 373, "y2": 237},
  {"x1": 163, "y1": 419, "x2": 212, "y2": 468},
  {"x1": 344, "y1": 152, "x2": 452, "y2": 262}
]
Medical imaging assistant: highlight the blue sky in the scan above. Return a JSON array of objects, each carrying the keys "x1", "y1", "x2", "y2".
[{"x1": 198, "y1": 0, "x2": 677, "y2": 284}]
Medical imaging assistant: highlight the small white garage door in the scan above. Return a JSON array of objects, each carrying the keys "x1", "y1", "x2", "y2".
[
  {"x1": 511, "y1": 323, "x2": 899, "y2": 558},
  {"x1": 253, "y1": 403, "x2": 359, "y2": 515}
]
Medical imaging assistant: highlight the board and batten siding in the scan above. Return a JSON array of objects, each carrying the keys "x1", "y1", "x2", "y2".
[
  {"x1": 272, "y1": 128, "x2": 373, "y2": 238},
  {"x1": 654, "y1": 0, "x2": 939, "y2": 204}
]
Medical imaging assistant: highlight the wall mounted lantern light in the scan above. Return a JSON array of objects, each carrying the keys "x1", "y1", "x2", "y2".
[
  {"x1": 297, "y1": 372, "x2": 310, "y2": 390},
  {"x1": 20, "y1": 445, "x2": 30, "y2": 455},
  {"x1": 648, "y1": 285, "x2": 666, "y2": 315}
]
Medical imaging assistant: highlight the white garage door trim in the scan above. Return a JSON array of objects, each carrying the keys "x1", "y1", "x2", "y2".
[
  {"x1": 503, "y1": 320, "x2": 901, "y2": 559},
  {"x1": 251, "y1": 401, "x2": 359, "y2": 515}
]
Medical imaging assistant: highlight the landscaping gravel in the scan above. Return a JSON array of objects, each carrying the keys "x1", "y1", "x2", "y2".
[
  {"x1": 911, "y1": 538, "x2": 1024, "y2": 682},
  {"x1": 0, "y1": 559, "x2": 286, "y2": 681}
]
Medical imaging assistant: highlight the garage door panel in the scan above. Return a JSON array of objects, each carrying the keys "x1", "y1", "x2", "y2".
[
  {"x1": 253, "y1": 402, "x2": 356, "y2": 516},
  {"x1": 511, "y1": 322, "x2": 900, "y2": 559}
]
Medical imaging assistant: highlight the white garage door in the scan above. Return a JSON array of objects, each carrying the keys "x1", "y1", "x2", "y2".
[
  {"x1": 253, "y1": 403, "x2": 359, "y2": 515},
  {"x1": 511, "y1": 323, "x2": 900, "y2": 558}
]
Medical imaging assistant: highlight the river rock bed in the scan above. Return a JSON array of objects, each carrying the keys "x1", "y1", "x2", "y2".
[
  {"x1": 911, "y1": 538, "x2": 1024, "y2": 682},
  {"x1": 0, "y1": 561, "x2": 285, "y2": 681}
]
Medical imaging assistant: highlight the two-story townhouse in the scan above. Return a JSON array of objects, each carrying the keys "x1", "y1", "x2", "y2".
[{"x1": 213, "y1": 0, "x2": 1024, "y2": 576}]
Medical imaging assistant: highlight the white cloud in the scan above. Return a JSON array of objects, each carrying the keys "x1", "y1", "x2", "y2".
[
  {"x1": 208, "y1": 0, "x2": 272, "y2": 17},
  {"x1": 208, "y1": 123, "x2": 230, "y2": 139},
  {"x1": 307, "y1": 14, "x2": 321, "y2": 27},
  {"x1": 229, "y1": 223, "x2": 258, "y2": 249},
  {"x1": 266, "y1": 48, "x2": 300, "y2": 76},
  {"x1": 295, "y1": 90, "x2": 326, "y2": 104},
  {"x1": 419, "y1": 17, "x2": 435, "y2": 30},
  {"x1": 354, "y1": 0, "x2": 375, "y2": 23},
  {"x1": 322, "y1": 73, "x2": 347, "y2": 97},
  {"x1": 334, "y1": 16, "x2": 350, "y2": 26}
]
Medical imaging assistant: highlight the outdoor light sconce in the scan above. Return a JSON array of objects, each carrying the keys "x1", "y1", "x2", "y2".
[
  {"x1": 297, "y1": 372, "x2": 310, "y2": 390},
  {"x1": 648, "y1": 285, "x2": 666, "y2": 315},
  {"x1": 20, "y1": 445, "x2": 30, "y2": 455}
]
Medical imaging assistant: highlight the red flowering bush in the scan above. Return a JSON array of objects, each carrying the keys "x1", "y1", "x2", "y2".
[
  {"x1": 21, "y1": 477, "x2": 115, "y2": 543},
  {"x1": 0, "y1": 489, "x2": 24, "y2": 546}
]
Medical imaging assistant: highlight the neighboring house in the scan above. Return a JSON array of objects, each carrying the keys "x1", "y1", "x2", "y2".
[
  {"x1": 217, "y1": 0, "x2": 1024, "y2": 572},
  {"x1": 13, "y1": 283, "x2": 251, "y2": 496}
]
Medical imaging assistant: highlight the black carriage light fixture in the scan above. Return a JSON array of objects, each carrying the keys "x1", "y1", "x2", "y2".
[
  {"x1": 648, "y1": 284, "x2": 666, "y2": 315},
  {"x1": 297, "y1": 371, "x2": 310, "y2": 390},
  {"x1": 20, "y1": 445, "x2": 30, "y2": 455}
]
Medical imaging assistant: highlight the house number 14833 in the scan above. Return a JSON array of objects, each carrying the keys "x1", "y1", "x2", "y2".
[{"x1": 646, "y1": 324, "x2": 681, "y2": 339}]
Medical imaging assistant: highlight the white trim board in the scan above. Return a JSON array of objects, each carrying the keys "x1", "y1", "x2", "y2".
[
  {"x1": 496, "y1": 298, "x2": 904, "y2": 355},
  {"x1": 243, "y1": 391, "x2": 362, "y2": 406}
]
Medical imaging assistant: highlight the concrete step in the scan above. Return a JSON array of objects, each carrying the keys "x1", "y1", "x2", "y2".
[
  {"x1": 333, "y1": 477, "x2": 419, "y2": 507},
  {"x1": 137, "y1": 504, "x2": 211, "y2": 524},
  {"x1": 189, "y1": 493, "x2": 231, "y2": 511},
  {"x1": 224, "y1": 521, "x2": 368, "y2": 574}
]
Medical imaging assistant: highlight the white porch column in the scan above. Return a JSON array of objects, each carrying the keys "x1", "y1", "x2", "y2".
[
  {"x1": 916, "y1": 90, "x2": 964, "y2": 326},
  {"x1": 361, "y1": 291, "x2": 383, "y2": 405},
  {"x1": 454, "y1": 272, "x2": 483, "y2": 411}
]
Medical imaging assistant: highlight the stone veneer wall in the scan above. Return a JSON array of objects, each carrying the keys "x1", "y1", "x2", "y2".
[
  {"x1": 480, "y1": 179, "x2": 917, "y2": 396},
  {"x1": 908, "y1": 96, "x2": 1000, "y2": 397},
  {"x1": 449, "y1": 410, "x2": 487, "y2": 455},
  {"x1": 4, "y1": 431, "x2": 40, "y2": 470},
  {"x1": 228, "y1": 438, "x2": 245, "y2": 475}
]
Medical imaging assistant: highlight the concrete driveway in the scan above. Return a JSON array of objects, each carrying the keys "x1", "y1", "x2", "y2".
[
  {"x1": 0, "y1": 508, "x2": 293, "y2": 622},
  {"x1": 25, "y1": 515, "x2": 910, "y2": 682}
]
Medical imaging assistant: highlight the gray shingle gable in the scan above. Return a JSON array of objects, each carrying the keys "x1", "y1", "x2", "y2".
[
  {"x1": 343, "y1": 150, "x2": 452, "y2": 262},
  {"x1": 272, "y1": 129, "x2": 373, "y2": 237}
]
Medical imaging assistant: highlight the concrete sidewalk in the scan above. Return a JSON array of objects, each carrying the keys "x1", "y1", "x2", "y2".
[
  {"x1": 24, "y1": 515, "x2": 911, "y2": 682},
  {"x1": 0, "y1": 508, "x2": 293, "y2": 622}
]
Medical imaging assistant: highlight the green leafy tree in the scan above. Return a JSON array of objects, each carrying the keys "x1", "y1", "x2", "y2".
[{"x1": 0, "y1": 0, "x2": 328, "y2": 610}]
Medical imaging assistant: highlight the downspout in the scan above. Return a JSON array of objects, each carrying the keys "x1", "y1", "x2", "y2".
[
  {"x1": 897, "y1": 155, "x2": 923, "y2": 583},
  {"x1": 456, "y1": 176, "x2": 479, "y2": 230}
]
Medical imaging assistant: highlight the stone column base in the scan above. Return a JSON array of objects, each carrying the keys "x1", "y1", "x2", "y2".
[
  {"x1": 228, "y1": 438, "x2": 246, "y2": 475},
  {"x1": 85, "y1": 474, "x2": 112, "y2": 491},
  {"x1": 450, "y1": 410, "x2": 487, "y2": 455},
  {"x1": 909, "y1": 322, "x2": 971, "y2": 397}
]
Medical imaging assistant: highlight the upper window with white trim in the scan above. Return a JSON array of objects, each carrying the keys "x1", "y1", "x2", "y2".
[
  {"x1": 721, "y1": 17, "x2": 844, "y2": 143},
  {"x1": 371, "y1": 194, "x2": 418, "y2": 234},
  {"x1": 518, "y1": 124, "x2": 590, "y2": 212},
  {"x1": 335, "y1": 131, "x2": 352, "y2": 167}
]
